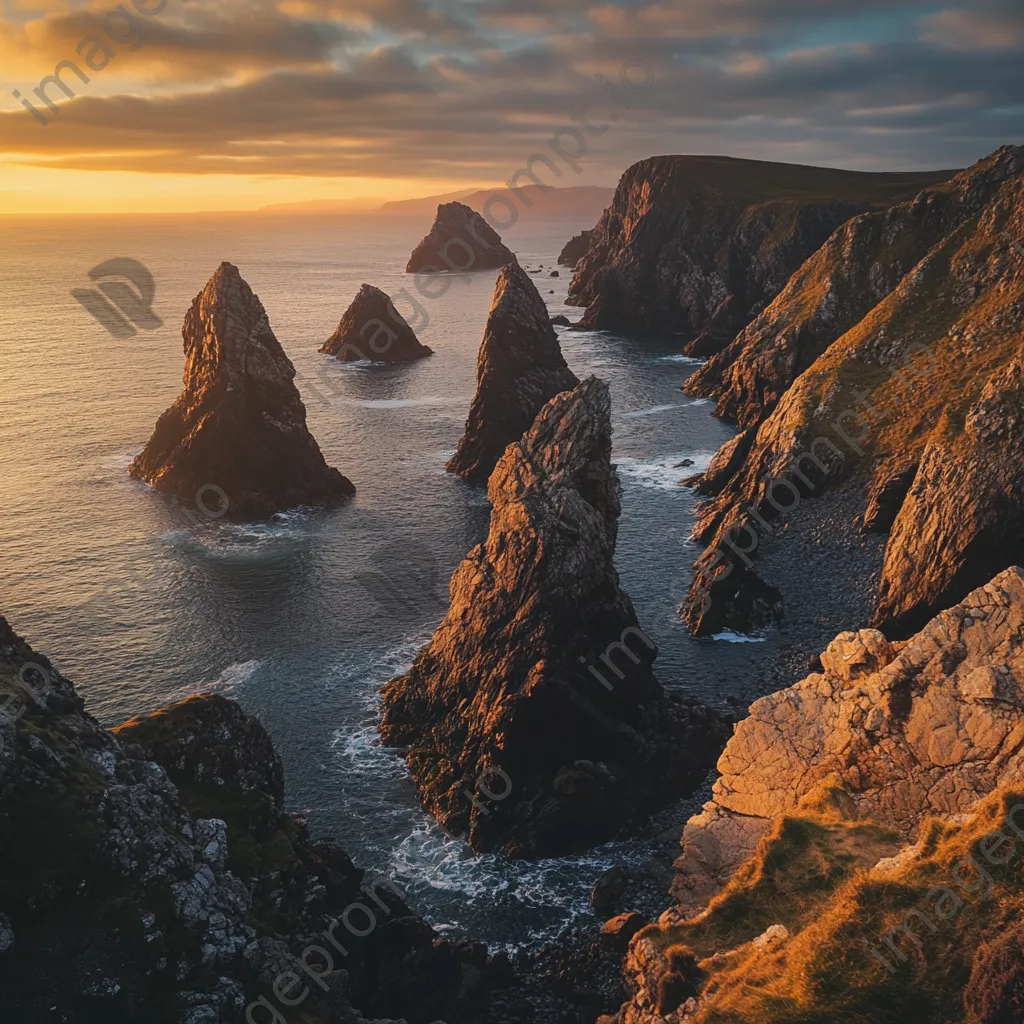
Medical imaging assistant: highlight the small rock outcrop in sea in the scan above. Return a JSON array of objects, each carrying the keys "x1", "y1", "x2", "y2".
[
  {"x1": 672, "y1": 567, "x2": 1024, "y2": 916},
  {"x1": 405, "y1": 201, "x2": 515, "y2": 273},
  {"x1": 557, "y1": 229, "x2": 593, "y2": 268},
  {"x1": 567, "y1": 155, "x2": 955, "y2": 353},
  {"x1": 381, "y1": 377, "x2": 726, "y2": 857},
  {"x1": 320, "y1": 283, "x2": 433, "y2": 362},
  {"x1": 678, "y1": 144, "x2": 1024, "y2": 639},
  {"x1": 129, "y1": 262, "x2": 354, "y2": 519},
  {"x1": 0, "y1": 615, "x2": 511, "y2": 1023},
  {"x1": 446, "y1": 260, "x2": 579, "y2": 482}
]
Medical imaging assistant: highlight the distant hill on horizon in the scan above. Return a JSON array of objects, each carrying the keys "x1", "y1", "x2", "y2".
[{"x1": 259, "y1": 185, "x2": 615, "y2": 223}]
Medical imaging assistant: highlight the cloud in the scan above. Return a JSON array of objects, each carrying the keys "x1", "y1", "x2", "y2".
[
  {"x1": 922, "y1": 1, "x2": 1024, "y2": 51},
  {"x1": 0, "y1": 0, "x2": 1022, "y2": 184}
]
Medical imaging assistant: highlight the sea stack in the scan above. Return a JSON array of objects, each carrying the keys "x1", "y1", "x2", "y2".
[
  {"x1": 557, "y1": 229, "x2": 592, "y2": 268},
  {"x1": 380, "y1": 377, "x2": 726, "y2": 857},
  {"x1": 406, "y1": 201, "x2": 515, "y2": 273},
  {"x1": 446, "y1": 260, "x2": 578, "y2": 482},
  {"x1": 320, "y1": 283, "x2": 432, "y2": 362},
  {"x1": 130, "y1": 262, "x2": 354, "y2": 519}
]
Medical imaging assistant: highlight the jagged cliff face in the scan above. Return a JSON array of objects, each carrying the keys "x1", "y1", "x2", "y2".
[
  {"x1": 406, "y1": 201, "x2": 515, "y2": 273},
  {"x1": 566, "y1": 155, "x2": 952, "y2": 352},
  {"x1": 0, "y1": 617, "x2": 504, "y2": 1023},
  {"x1": 381, "y1": 378, "x2": 725, "y2": 857},
  {"x1": 608, "y1": 570, "x2": 1024, "y2": 1024},
  {"x1": 321, "y1": 283, "x2": 433, "y2": 362},
  {"x1": 446, "y1": 260, "x2": 579, "y2": 482},
  {"x1": 674, "y1": 568, "x2": 1024, "y2": 915},
  {"x1": 557, "y1": 229, "x2": 593, "y2": 268},
  {"x1": 687, "y1": 146, "x2": 1024, "y2": 427},
  {"x1": 682, "y1": 145, "x2": 1024, "y2": 638},
  {"x1": 130, "y1": 262, "x2": 354, "y2": 520}
]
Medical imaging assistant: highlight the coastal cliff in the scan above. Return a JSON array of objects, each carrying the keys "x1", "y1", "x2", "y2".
[
  {"x1": 681, "y1": 144, "x2": 1024, "y2": 640},
  {"x1": 382, "y1": 377, "x2": 725, "y2": 857},
  {"x1": 0, "y1": 617, "x2": 508, "y2": 1023},
  {"x1": 605, "y1": 569, "x2": 1024, "y2": 1024},
  {"x1": 321, "y1": 283, "x2": 433, "y2": 362},
  {"x1": 566, "y1": 156, "x2": 953, "y2": 352},
  {"x1": 558, "y1": 229, "x2": 593, "y2": 268},
  {"x1": 447, "y1": 260, "x2": 579, "y2": 482},
  {"x1": 406, "y1": 202, "x2": 515, "y2": 273},
  {"x1": 130, "y1": 262, "x2": 354, "y2": 520}
]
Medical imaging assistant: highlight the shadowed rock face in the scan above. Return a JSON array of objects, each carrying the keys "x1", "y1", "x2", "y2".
[
  {"x1": 678, "y1": 145, "x2": 1024, "y2": 638},
  {"x1": 671, "y1": 568, "x2": 1024, "y2": 916},
  {"x1": 320, "y1": 283, "x2": 433, "y2": 362},
  {"x1": 0, "y1": 616, "x2": 502, "y2": 1024},
  {"x1": 405, "y1": 201, "x2": 515, "y2": 273},
  {"x1": 557, "y1": 229, "x2": 593, "y2": 268},
  {"x1": 381, "y1": 377, "x2": 726, "y2": 858},
  {"x1": 447, "y1": 260, "x2": 579, "y2": 482},
  {"x1": 566, "y1": 155, "x2": 953, "y2": 352},
  {"x1": 129, "y1": 262, "x2": 354, "y2": 520}
]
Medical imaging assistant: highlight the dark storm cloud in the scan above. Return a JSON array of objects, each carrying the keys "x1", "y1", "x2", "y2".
[{"x1": 1, "y1": 0, "x2": 1022, "y2": 176}]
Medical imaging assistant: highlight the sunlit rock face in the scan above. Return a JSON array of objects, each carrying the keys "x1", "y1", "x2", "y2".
[
  {"x1": 447, "y1": 260, "x2": 579, "y2": 483},
  {"x1": 405, "y1": 201, "x2": 515, "y2": 274},
  {"x1": 130, "y1": 261, "x2": 354, "y2": 519},
  {"x1": 382, "y1": 376, "x2": 727, "y2": 858},
  {"x1": 321, "y1": 283, "x2": 433, "y2": 363}
]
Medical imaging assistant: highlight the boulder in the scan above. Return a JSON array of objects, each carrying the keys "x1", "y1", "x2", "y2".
[
  {"x1": 406, "y1": 202, "x2": 514, "y2": 273},
  {"x1": 129, "y1": 262, "x2": 353, "y2": 519},
  {"x1": 321, "y1": 283, "x2": 432, "y2": 362},
  {"x1": 671, "y1": 567, "x2": 1024, "y2": 915},
  {"x1": 446, "y1": 261, "x2": 579, "y2": 482},
  {"x1": 382, "y1": 377, "x2": 726, "y2": 856}
]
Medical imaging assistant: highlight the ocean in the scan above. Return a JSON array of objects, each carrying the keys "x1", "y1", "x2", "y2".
[{"x1": 0, "y1": 210, "x2": 775, "y2": 947}]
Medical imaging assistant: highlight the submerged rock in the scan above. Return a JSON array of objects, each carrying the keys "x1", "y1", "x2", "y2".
[
  {"x1": 321, "y1": 283, "x2": 432, "y2": 362},
  {"x1": 406, "y1": 201, "x2": 515, "y2": 273},
  {"x1": 381, "y1": 377, "x2": 726, "y2": 857},
  {"x1": 557, "y1": 229, "x2": 593, "y2": 268},
  {"x1": 446, "y1": 260, "x2": 579, "y2": 482},
  {"x1": 672, "y1": 567, "x2": 1024, "y2": 915},
  {"x1": 129, "y1": 262, "x2": 354, "y2": 519}
]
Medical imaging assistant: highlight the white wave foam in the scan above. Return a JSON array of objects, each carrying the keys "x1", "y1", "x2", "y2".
[
  {"x1": 621, "y1": 403, "x2": 685, "y2": 419},
  {"x1": 166, "y1": 659, "x2": 262, "y2": 703},
  {"x1": 711, "y1": 630, "x2": 768, "y2": 644},
  {"x1": 657, "y1": 354, "x2": 706, "y2": 365},
  {"x1": 617, "y1": 451, "x2": 718, "y2": 490}
]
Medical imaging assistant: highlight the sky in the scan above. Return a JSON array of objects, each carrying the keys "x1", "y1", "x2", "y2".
[{"x1": 0, "y1": 0, "x2": 1021, "y2": 213}]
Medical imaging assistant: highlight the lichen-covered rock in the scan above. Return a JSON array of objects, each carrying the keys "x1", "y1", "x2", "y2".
[
  {"x1": 566, "y1": 155, "x2": 951, "y2": 351},
  {"x1": 406, "y1": 201, "x2": 515, "y2": 273},
  {"x1": 446, "y1": 260, "x2": 579, "y2": 482},
  {"x1": 671, "y1": 568, "x2": 1024, "y2": 915},
  {"x1": 382, "y1": 377, "x2": 726, "y2": 857},
  {"x1": 0, "y1": 616, "x2": 503, "y2": 1023},
  {"x1": 130, "y1": 262, "x2": 354, "y2": 520},
  {"x1": 321, "y1": 283, "x2": 433, "y2": 362}
]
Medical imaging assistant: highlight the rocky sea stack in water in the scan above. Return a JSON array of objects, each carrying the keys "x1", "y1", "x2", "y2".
[
  {"x1": 320, "y1": 283, "x2": 433, "y2": 362},
  {"x1": 0, "y1": 616, "x2": 507, "y2": 1023},
  {"x1": 381, "y1": 377, "x2": 726, "y2": 857},
  {"x1": 567, "y1": 155, "x2": 955, "y2": 353},
  {"x1": 557, "y1": 229, "x2": 593, "y2": 268},
  {"x1": 130, "y1": 262, "x2": 353, "y2": 519},
  {"x1": 447, "y1": 260, "x2": 579, "y2": 482},
  {"x1": 405, "y1": 201, "x2": 515, "y2": 273}
]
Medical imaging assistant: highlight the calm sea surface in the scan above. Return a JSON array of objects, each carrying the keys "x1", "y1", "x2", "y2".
[{"x1": 0, "y1": 211, "x2": 774, "y2": 946}]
